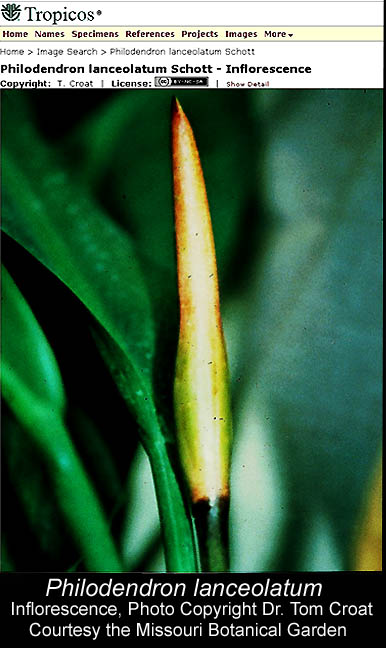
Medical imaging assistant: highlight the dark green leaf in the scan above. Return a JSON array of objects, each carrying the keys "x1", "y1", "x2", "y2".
[{"x1": 2, "y1": 266, "x2": 122, "y2": 571}]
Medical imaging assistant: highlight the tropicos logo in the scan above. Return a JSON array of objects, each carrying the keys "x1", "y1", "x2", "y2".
[{"x1": 1, "y1": 3, "x2": 100, "y2": 24}]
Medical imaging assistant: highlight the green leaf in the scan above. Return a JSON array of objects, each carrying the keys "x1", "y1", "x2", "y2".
[
  {"x1": 92, "y1": 325, "x2": 198, "y2": 571},
  {"x1": 1, "y1": 267, "x2": 122, "y2": 571},
  {"x1": 1, "y1": 92, "x2": 197, "y2": 571},
  {"x1": 2, "y1": 410, "x2": 78, "y2": 571}
]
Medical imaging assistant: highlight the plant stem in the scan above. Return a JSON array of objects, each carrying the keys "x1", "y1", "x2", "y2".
[
  {"x1": 149, "y1": 440, "x2": 199, "y2": 572},
  {"x1": 192, "y1": 497, "x2": 230, "y2": 572}
]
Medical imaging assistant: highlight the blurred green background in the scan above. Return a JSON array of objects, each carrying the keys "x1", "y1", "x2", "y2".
[{"x1": 1, "y1": 89, "x2": 382, "y2": 572}]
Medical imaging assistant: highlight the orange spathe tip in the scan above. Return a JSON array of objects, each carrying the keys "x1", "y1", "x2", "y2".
[
  {"x1": 171, "y1": 97, "x2": 187, "y2": 132},
  {"x1": 171, "y1": 96, "x2": 183, "y2": 112}
]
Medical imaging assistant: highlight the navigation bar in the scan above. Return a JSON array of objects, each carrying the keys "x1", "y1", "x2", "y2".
[{"x1": 1, "y1": 26, "x2": 383, "y2": 42}]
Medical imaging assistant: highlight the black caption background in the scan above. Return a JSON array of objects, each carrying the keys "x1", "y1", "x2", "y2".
[{"x1": 1, "y1": 571, "x2": 382, "y2": 642}]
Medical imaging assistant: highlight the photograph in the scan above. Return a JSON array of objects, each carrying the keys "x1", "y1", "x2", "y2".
[{"x1": 1, "y1": 88, "x2": 382, "y2": 574}]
